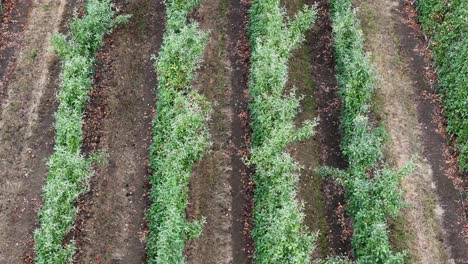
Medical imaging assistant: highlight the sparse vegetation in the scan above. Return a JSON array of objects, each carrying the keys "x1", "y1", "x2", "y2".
[
  {"x1": 34, "y1": 1, "x2": 128, "y2": 263},
  {"x1": 146, "y1": 0, "x2": 210, "y2": 263}
]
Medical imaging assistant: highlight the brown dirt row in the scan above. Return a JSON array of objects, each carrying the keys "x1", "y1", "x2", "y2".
[
  {"x1": 356, "y1": 0, "x2": 467, "y2": 263},
  {"x1": 227, "y1": 0, "x2": 254, "y2": 261},
  {"x1": 304, "y1": 0, "x2": 354, "y2": 258},
  {"x1": 71, "y1": 0, "x2": 165, "y2": 263},
  {"x1": 185, "y1": 0, "x2": 252, "y2": 262},
  {"x1": 0, "y1": 0, "x2": 76, "y2": 262},
  {"x1": 0, "y1": 0, "x2": 32, "y2": 103},
  {"x1": 282, "y1": 0, "x2": 336, "y2": 259}
]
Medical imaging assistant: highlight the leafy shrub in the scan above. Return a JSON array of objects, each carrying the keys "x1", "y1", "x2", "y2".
[
  {"x1": 34, "y1": 1, "x2": 128, "y2": 263},
  {"x1": 247, "y1": 1, "x2": 318, "y2": 263},
  {"x1": 146, "y1": 0, "x2": 210, "y2": 263},
  {"x1": 326, "y1": 0, "x2": 411, "y2": 262},
  {"x1": 417, "y1": 0, "x2": 468, "y2": 171}
]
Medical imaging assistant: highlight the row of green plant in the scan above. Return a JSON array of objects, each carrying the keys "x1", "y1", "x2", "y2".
[
  {"x1": 416, "y1": 0, "x2": 467, "y2": 171},
  {"x1": 146, "y1": 0, "x2": 210, "y2": 263},
  {"x1": 321, "y1": 0, "x2": 411, "y2": 263},
  {"x1": 34, "y1": 1, "x2": 128, "y2": 263},
  {"x1": 247, "y1": 1, "x2": 318, "y2": 263}
]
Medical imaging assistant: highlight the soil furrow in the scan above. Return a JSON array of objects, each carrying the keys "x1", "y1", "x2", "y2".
[
  {"x1": 305, "y1": 0, "x2": 353, "y2": 258},
  {"x1": 356, "y1": 0, "x2": 466, "y2": 262},
  {"x1": 185, "y1": 0, "x2": 238, "y2": 262},
  {"x1": 0, "y1": 0, "x2": 70, "y2": 262},
  {"x1": 280, "y1": 0, "x2": 334, "y2": 260},
  {"x1": 72, "y1": 0, "x2": 165, "y2": 263},
  {"x1": 227, "y1": 0, "x2": 252, "y2": 262}
]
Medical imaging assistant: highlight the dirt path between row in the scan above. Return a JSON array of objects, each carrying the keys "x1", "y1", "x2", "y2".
[
  {"x1": 305, "y1": 0, "x2": 354, "y2": 258},
  {"x1": 72, "y1": 0, "x2": 165, "y2": 263},
  {"x1": 0, "y1": 0, "x2": 32, "y2": 100},
  {"x1": 185, "y1": 0, "x2": 251, "y2": 262},
  {"x1": 357, "y1": 0, "x2": 467, "y2": 263},
  {"x1": 282, "y1": 0, "x2": 333, "y2": 260},
  {"x1": 0, "y1": 0, "x2": 70, "y2": 262}
]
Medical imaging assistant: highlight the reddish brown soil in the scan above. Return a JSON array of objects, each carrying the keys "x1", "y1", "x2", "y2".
[
  {"x1": 305, "y1": 0, "x2": 353, "y2": 258},
  {"x1": 397, "y1": 1, "x2": 467, "y2": 262},
  {"x1": 227, "y1": 0, "x2": 253, "y2": 262},
  {"x1": 71, "y1": 0, "x2": 165, "y2": 263}
]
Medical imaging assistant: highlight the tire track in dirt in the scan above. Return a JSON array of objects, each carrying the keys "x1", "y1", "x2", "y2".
[
  {"x1": 72, "y1": 0, "x2": 165, "y2": 263},
  {"x1": 356, "y1": 0, "x2": 466, "y2": 262},
  {"x1": 0, "y1": 0, "x2": 32, "y2": 100},
  {"x1": 0, "y1": 0, "x2": 71, "y2": 262}
]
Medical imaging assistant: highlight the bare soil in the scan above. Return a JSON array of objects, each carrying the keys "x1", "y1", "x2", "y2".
[
  {"x1": 185, "y1": 0, "x2": 251, "y2": 262},
  {"x1": 72, "y1": 0, "x2": 165, "y2": 263},
  {"x1": 356, "y1": 0, "x2": 467, "y2": 263},
  {"x1": 0, "y1": 0, "x2": 32, "y2": 101},
  {"x1": 0, "y1": 0, "x2": 72, "y2": 262},
  {"x1": 304, "y1": 0, "x2": 354, "y2": 258}
]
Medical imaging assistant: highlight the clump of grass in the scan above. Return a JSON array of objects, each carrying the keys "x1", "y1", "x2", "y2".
[
  {"x1": 247, "y1": 0, "x2": 318, "y2": 262},
  {"x1": 34, "y1": 1, "x2": 128, "y2": 263},
  {"x1": 417, "y1": 0, "x2": 468, "y2": 171},
  {"x1": 321, "y1": 0, "x2": 411, "y2": 263},
  {"x1": 146, "y1": 0, "x2": 210, "y2": 263}
]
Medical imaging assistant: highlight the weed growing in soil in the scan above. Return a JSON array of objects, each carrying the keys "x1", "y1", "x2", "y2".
[
  {"x1": 146, "y1": 0, "x2": 210, "y2": 263},
  {"x1": 34, "y1": 1, "x2": 128, "y2": 263},
  {"x1": 322, "y1": 0, "x2": 411, "y2": 263},
  {"x1": 417, "y1": 0, "x2": 468, "y2": 171},
  {"x1": 247, "y1": 0, "x2": 317, "y2": 262}
]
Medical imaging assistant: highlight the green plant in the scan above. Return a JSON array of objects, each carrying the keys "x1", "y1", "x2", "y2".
[
  {"x1": 146, "y1": 0, "x2": 210, "y2": 263},
  {"x1": 326, "y1": 0, "x2": 411, "y2": 263},
  {"x1": 34, "y1": 1, "x2": 128, "y2": 263},
  {"x1": 247, "y1": 1, "x2": 318, "y2": 262},
  {"x1": 417, "y1": 0, "x2": 468, "y2": 171}
]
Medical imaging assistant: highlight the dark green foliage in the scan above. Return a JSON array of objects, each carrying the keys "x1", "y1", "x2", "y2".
[
  {"x1": 248, "y1": 0, "x2": 317, "y2": 262},
  {"x1": 417, "y1": 0, "x2": 467, "y2": 171},
  {"x1": 327, "y1": 0, "x2": 411, "y2": 262},
  {"x1": 146, "y1": 0, "x2": 210, "y2": 263},
  {"x1": 34, "y1": 1, "x2": 128, "y2": 263}
]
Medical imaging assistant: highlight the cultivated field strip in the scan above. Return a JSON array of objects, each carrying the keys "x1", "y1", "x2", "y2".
[
  {"x1": 146, "y1": 0, "x2": 210, "y2": 262},
  {"x1": 321, "y1": 0, "x2": 411, "y2": 262},
  {"x1": 0, "y1": 0, "x2": 466, "y2": 263},
  {"x1": 417, "y1": 0, "x2": 468, "y2": 171},
  {"x1": 34, "y1": 1, "x2": 128, "y2": 262},
  {"x1": 247, "y1": 0, "x2": 318, "y2": 262}
]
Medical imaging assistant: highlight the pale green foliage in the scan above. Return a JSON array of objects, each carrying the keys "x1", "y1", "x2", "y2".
[
  {"x1": 327, "y1": 0, "x2": 411, "y2": 263},
  {"x1": 146, "y1": 0, "x2": 210, "y2": 263},
  {"x1": 248, "y1": 0, "x2": 318, "y2": 262},
  {"x1": 34, "y1": 1, "x2": 127, "y2": 263}
]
